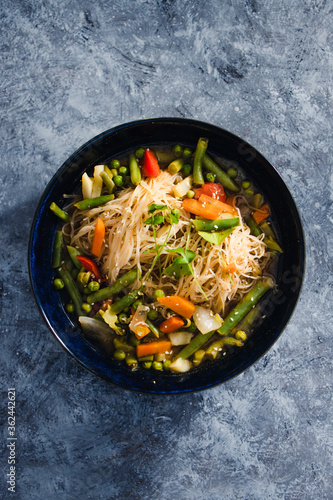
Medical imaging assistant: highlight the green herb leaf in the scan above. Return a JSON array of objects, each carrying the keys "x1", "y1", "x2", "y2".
[
  {"x1": 148, "y1": 203, "x2": 168, "y2": 214},
  {"x1": 168, "y1": 211, "x2": 180, "y2": 224},
  {"x1": 144, "y1": 214, "x2": 165, "y2": 226},
  {"x1": 198, "y1": 228, "x2": 234, "y2": 245},
  {"x1": 164, "y1": 249, "x2": 196, "y2": 279}
]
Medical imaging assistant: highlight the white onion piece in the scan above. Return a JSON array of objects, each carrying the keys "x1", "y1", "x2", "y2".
[
  {"x1": 169, "y1": 331, "x2": 193, "y2": 346},
  {"x1": 173, "y1": 175, "x2": 193, "y2": 198},
  {"x1": 193, "y1": 306, "x2": 222, "y2": 334},
  {"x1": 169, "y1": 358, "x2": 192, "y2": 373}
]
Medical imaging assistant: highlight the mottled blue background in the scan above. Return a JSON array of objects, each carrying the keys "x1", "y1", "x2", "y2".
[{"x1": 1, "y1": 1, "x2": 332, "y2": 499}]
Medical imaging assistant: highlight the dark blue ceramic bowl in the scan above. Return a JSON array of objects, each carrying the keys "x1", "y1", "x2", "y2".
[{"x1": 29, "y1": 118, "x2": 305, "y2": 393}]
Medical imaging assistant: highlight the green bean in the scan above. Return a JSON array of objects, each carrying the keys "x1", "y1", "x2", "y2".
[
  {"x1": 146, "y1": 318, "x2": 162, "y2": 338},
  {"x1": 260, "y1": 221, "x2": 276, "y2": 239},
  {"x1": 175, "y1": 330, "x2": 216, "y2": 360},
  {"x1": 218, "y1": 278, "x2": 274, "y2": 336},
  {"x1": 129, "y1": 153, "x2": 141, "y2": 185},
  {"x1": 110, "y1": 290, "x2": 140, "y2": 315},
  {"x1": 203, "y1": 155, "x2": 240, "y2": 192},
  {"x1": 138, "y1": 355, "x2": 154, "y2": 362},
  {"x1": 231, "y1": 306, "x2": 260, "y2": 336},
  {"x1": 110, "y1": 168, "x2": 118, "y2": 177},
  {"x1": 264, "y1": 237, "x2": 283, "y2": 253},
  {"x1": 104, "y1": 165, "x2": 113, "y2": 178},
  {"x1": 66, "y1": 245, "x2": 83, "y2": 270},
  {"x1": 113, "y1": 337, "x2": 134, "y2": 353},
  {"x1": 205, "y1": 337, "x2": 243, "y2": 359},
  {"x1": 50, "y1": 202, "x2": 70, "y2": 222},
  {"x1": 168, "y1": 158, "x2": 184, "y2": 174},
  {"x1": 77, "y1": 270, "x2": 91, "y2": 286},
  {"x1": 100, "y1": 171, "x2": 115, "y2": 194},
  {"x1": 52, "y1": 231, "x2": 63, "y2": 269},
  {"x1": 57, "y1": 265, "x2": 84, "y2": 317},
  {"x1": 118, "y1": 312, "x2": 128, "y2": 324},
  {"x1": 193, "y1": 218, "x2": 239, "y2": 232},
  {"x1": 71, "y1": 268, "x2": 79, "y2": 280},
  {"x1": 87, "y1": 269, "x2": 138, "y2": 304},
  {"x1": 193, "y1": 137, "x2": 209, "y2": 185},
  {"x1": 253, "y1": 193, "x2": 263, "y2": 209},
  {"x1": 193, "y1": 349, "x2": 206, "y2": 366},
  {"x1": 245, "y1": 215, "x2": 263, "y2": 237},
  {"x1": 74, "y1": 195, "x2": 114, "y2": 211}
]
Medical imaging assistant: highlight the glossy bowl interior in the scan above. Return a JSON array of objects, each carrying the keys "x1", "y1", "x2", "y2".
[{"x1": 29, "y1": 118, "x2": 305, "y2": 393}]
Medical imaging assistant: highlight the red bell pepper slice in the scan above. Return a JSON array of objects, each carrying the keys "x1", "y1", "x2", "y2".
[
  {"x1": 194, "y1": 182, "x2": 226, "y2": 202},
  {"x1": 141, "y1": 149, "x2": 160, "y2": 177},
  {"x1": 76, "y1": 255, "x2": 103, "y2": 281}
]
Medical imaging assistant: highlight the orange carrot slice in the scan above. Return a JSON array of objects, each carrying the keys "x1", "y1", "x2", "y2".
[
  {"x1": 136, "y1": 340, "x2": 172, "y2": 358},
  {"x1": 157, "y1": 295, "x2": 195, "y2": 319},
  {"x1": 159, "y1": 316, "x2": 185, "y2": 334},
  {"x1": 252, "y1": 203, "x2": 270, "y2": 225},
  {"x1": 91, "y1": 218, "x2": 105, "y2": 258}
]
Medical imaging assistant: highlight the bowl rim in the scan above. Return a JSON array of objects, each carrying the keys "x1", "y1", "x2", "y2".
[{"x1": 28, "y1": 117, "x2": 306, "y2": 394}]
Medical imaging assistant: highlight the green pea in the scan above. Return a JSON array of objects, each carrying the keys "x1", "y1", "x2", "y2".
[
  {"x1": 83, "y1": 286, "x2": 90, "y2": 295},
  {"x1": 206, "y1": 172, "x2": 216, "y2": 183},
  {"x1": 163, "y1": 359, "x2": 171, "y2": 370},
  {"x1": 135, "y1": 148, "x2": 145, "y2": 159},
  {"x1": 88, "y1": 281, "x2": 100, "y2": 292},
  {"x1": 171, "y1": 208, "x2": 180, "y2": 218},
  {"x1": 66, "y1": 303, "x2": 75, "y2": 313},
  {"x1": 235, "y1": 330, "x2": 247, "y2": 341},
  {"x1": 227, "y1": 167, "x2": 238, "y2": 179},
  {"x1": 183, "y1": 147, "x2": 192, "y2": 158},
  {"x1": 186, "y1": 190, "x2": 195, "y2": 199},
  {"x1": 173, "y1": 144, "x2": 183, "y2": 157},
  {"x1": 110, "y1": 159, "x2": 120, "y2": 169},
  {"x1": 142, "y1": 361, "x2": 152, "y2": 369},
  {"x1": 147, "y1": 309, "x2": 158, "y2": 320},
  {"x1": 153, "y1": 289, "x2": 165, "y2": 300},
  {"x1": 113, "y1": 175, "x2": 123, "y2": 187},
  {"x1": 119, "y1": 166, "x2": 128, "y2": 176},
  {"x1": 182, "y1": 164, "x2": 193, "y2": 176},
  {"x1": 152, "y1": 361, "x2": 163, "y2": 371},
  {"x1": 113, "y1": 349, "x2": 126, "y2": 361},
  {"x1": 81, "y1": 303, "x2": 92, "y2": 313},
  {"x1": 245, "y1": 188, "x2": 254, "y2": 196},
  {"x1": 242, "y1": 180, "x2": 251, "y2": 189},
  {"x1": 53, "y1": 278, "x2": 64, "y2": 290}
]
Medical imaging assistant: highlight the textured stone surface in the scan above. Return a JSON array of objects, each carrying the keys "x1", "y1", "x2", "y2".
[{"x1": 1, "y1": 1, "x2": 332, "y2": 499}]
